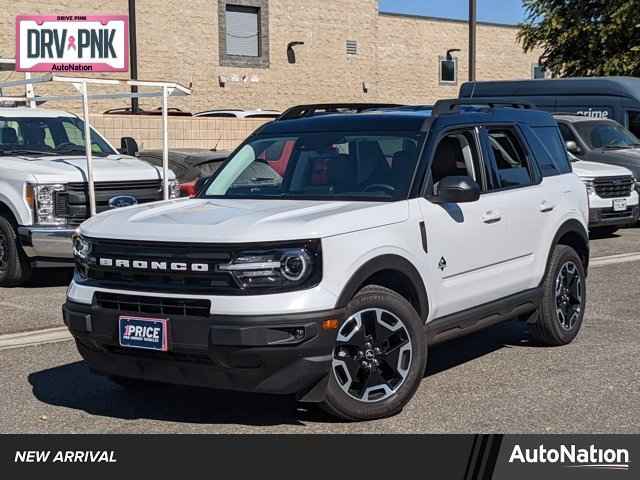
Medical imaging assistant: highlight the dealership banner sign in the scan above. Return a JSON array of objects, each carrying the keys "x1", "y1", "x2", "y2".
[{"x1": 16, "y1": 15, "x2": 129, "y2": 72}]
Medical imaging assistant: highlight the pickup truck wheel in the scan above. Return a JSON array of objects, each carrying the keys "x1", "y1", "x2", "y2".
[
  {"x1": 0, "y1": 216, "x2": 31, "y2": 287},
  {"x1": 530, "y1": 245, "x2": 586, "y2": 346},
  {"x1": 322, "y1": 285, "x2": 427, "y2": 421}
]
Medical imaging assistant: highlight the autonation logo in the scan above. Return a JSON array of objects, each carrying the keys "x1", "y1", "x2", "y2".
[{"x1": 509, "y1": 444, "x2": 630, "y2": 471}]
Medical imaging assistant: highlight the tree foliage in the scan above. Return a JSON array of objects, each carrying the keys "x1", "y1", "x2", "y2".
[{"x1": 518, "y1": 0, "x2": 640, "y2": 76}]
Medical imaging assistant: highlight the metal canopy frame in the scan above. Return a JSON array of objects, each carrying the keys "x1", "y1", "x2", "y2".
[{"x1": 0, "y1": 73, "x2": 191, "y2": 216}]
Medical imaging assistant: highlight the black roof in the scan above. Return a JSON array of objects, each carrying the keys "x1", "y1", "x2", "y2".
[
  {"x1": 460, "y1": 77, "x2": 640, "y2": 99},
  {"x1": 260, "y1": 111, "x2": 432, "y2": 134}
]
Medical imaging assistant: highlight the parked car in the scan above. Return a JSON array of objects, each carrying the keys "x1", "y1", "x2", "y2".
[
  {"x1": 137, "y1": 148, "x2": 229, "y2": 196},
  {"x1": 554, "y1": 114, "x2": 640, "y2": 235},
  {"x1": 103, "y1": 107, "x2": 192, "y2": 116},
  {"x1": 66, "y1": 101, "x2": 589, "y2": 421},
  {"x1": 459, "y1": 77, "x2": 640, "y2": 138},
  {"x1": 0, "y1": 106, "x2": 178, "y2": 286},
  {"x1": 193, "y1": 109, "x2": 281, "y2": 119}
]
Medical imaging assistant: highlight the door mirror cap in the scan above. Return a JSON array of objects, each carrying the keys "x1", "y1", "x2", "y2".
[
  {"x1": 566, "y1": 140, "x2": 581, "y2": 155},
  {"x1": 119, "y1": 136, "x2": 139, "y2": 156},
  {"x1": 432, "y1": 176, "x2": 481, "y2": 203}
]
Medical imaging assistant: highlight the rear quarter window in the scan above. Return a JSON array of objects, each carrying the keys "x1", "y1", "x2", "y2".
[{"x1": 530, "y1": 126, "x2": 572, "y2": 176}]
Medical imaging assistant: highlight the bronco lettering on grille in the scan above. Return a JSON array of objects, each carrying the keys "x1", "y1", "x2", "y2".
[{"x1": 98, "y1": 258, "x2": 209, "y2": 272}]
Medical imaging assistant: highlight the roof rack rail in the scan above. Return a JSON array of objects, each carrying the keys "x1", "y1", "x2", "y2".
[
  {"x1": 278, "y1": 103, "x2": 404, "y2": 121},
  {"x1": 432, "y1": 98, "x2": 536, "y2": 116}
]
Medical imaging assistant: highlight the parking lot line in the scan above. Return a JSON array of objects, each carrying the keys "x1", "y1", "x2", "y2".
[
  {"x1": 0, "y1": 327, "x2": 72, "y2": 351},
  {"x1": 590, "y1": 252, "x2": 640, "y2": 268}
]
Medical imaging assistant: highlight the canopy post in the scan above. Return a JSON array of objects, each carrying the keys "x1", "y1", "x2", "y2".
[
  {"x1": 162, "y1": 85, "x2": 169, "y2": 200},
  {"x1": 80, "y1": 81, "x2": 97, "y2": 217}
]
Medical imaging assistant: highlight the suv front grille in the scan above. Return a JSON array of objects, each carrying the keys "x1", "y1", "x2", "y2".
[
  {"x1": 55, "y1": 179, "x2": 163, "y2": 225},
  {"x1": 84, "y1": 238, "x2": 237, "y2": 294},
  {"x1": 95, "y1": 292, "x2": 211, "y2": 317},
  {"x1": 594, "y1": 176, "x2": 634, "y2": 199}
]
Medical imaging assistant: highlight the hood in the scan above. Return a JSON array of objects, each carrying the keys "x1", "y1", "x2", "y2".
[
  {"x1": 80, "y1": 198, "x2": 409, "y2": 243},
  {"x1": 2, "y1": 154, "x2": 170, "y2": 183},
  {"x1": 585, "y1": 149, "x2": 640, "y2": 176},
  {"x1": 571, "y1": 160, "x2": 634, "y2": 178}
]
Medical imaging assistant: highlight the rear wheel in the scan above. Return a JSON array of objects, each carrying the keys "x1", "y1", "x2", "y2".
[
  {"x1": 0, "y1": 216, "x2": 31, "y2": 287},
  {"x1": 530, "y1": 245, "x2": 586, "y2": 346},
  {"x1": 322, "y1": 285, "x2": 427, "y2": 421}
]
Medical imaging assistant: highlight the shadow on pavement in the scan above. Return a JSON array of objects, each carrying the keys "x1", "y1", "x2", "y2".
[
  {"x1": 28, "y1": 360, "x2": 335, "y2": 427},
  {"x1": 28, "y1": 320, "x2": 534, "y2": 426},
  {"x1": 26, "y1": 268, "x2": 73, "y2": 288},
  {"x1": 425, "y1": 319, "x2": 531, "y2": 377}
]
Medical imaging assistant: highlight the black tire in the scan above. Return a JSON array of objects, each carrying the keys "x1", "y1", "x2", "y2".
[
  {"x1": 322, "y1": 285, "x2": 427, "y2": 421},
  {"x1": 530, "y1": 245, "x2": 586, "y2": 346},
  {"x1": 590, "y1": 226, "x2": 619, "y2": 238},
  {"x1": 0, "y1": 216, "x2": 31, "y2": 287}
]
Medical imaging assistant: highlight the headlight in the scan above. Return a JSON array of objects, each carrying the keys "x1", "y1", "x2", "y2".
[
  {"x1": 581, "y1": 178, "x2": 595, "y2": 195},
  {"x1": 72, "y1": 233, "x2": 92, "y2": 280},
  {"x1": 218, "y1": 241, "x2": 322, "y2": 291},
  {"x1": 72, "y1": 233, "x2": 91, "y2": 260},
  {"x1": 169, "y1": 180, "x2": 180, "y2": 199},
  {"x1": 27, "y1": 183, "x2": 66, "y2": 225}
]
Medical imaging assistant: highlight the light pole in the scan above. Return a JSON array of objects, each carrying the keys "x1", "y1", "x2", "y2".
[
  {"x1": 469, "y1": 0, "x2": 477, "y2": 81},
  {"x1": 128, "y1": 0, "x2": 139, "y2": 112}
]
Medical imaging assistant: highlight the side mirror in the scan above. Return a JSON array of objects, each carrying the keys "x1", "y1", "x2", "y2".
[
  {"x1": 119, "y1": 137, "x2": 139, "y2": 156},
  {"x1": 566, "y1": 140, "x2": 581, "y2": 155},
  {"x1": 432, "y1": 176, "x2": 481, "y2": 203}
]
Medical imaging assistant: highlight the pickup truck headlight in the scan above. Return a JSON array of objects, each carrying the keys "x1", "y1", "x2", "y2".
[
  {"x1": 218, "y1": 241, "x2": 322, "y2": 291},
  {"x1": 72, "y1": 233, "x2": 91, "y2": 260},
  {"x1": 581, "y1": 178, "x2": 595, "y2": 195},
  {"x1": 27, "y1": 183, "x2": 67, "y2": 225}
]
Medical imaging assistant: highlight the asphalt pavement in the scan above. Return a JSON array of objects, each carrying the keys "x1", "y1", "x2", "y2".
[{"x1": 0, "y1": 228, "x2": 639, "y2": 433}]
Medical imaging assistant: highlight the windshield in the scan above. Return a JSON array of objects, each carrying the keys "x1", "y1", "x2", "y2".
[
  {"x1": 201, "y1": 132, "x2": 422, "y2": 201},
  {"x1": 574, "y1": 121, "x2": 640, "y2": 150},
  {"x1": 0, "y1": 116, "x2": 116, "y2": 157}
]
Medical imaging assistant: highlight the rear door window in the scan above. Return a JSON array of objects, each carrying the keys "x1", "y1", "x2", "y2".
[
  {"x1": 530, "y1": 126, "x2": 572, "y2": 176},
  {"x1": 486, "y1": 128, "x2": 535, "y2": 189}
]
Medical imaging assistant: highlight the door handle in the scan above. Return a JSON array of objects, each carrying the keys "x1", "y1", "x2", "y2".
[
  {"x1": 539, "y1": 201, "x2": 555, "y2": 213},
  {"x1": 482, "y1": 210, "x2": 502, "y2": 224}
]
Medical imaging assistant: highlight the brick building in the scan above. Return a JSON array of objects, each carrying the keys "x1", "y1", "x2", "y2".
[
  {"x1": 0, "y1": 1, "x2": 541, "y2": 150},
  {"x1": 1, "y1": 0, "x2": 540, "y2": 112}
]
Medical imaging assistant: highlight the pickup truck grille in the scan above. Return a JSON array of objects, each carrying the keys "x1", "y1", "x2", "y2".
[
  {"x1": 81, "y1": 238, "x2": 239, "y2": 294},
  {"x1": 594, "y1": 176, "x2": 634, "y2": 199},
  {"x1": 55, "y1": 180, "x2": 163, "y2": 225}
]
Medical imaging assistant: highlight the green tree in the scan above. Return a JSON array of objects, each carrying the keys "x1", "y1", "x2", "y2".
[{"x1": 518, "y1": 0, "x2": 640, "y2": 77}]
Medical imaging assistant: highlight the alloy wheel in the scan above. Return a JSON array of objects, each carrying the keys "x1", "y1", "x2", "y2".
[
  {"x1": 555, "y1": 261, "x2": 583, "y2": 331},
  {"x1": 332, "y1": 308, "x2": 412, "y2": 403}
]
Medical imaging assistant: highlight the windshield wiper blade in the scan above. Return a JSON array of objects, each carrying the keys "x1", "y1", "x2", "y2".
[{"x1": 0, "y1": 149, "x2": 56, "y2": 156}]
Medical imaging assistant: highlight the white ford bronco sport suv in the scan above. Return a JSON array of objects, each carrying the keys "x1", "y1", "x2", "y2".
[
  {"x1": 65, "y1": 101, "x2": 590, "y2": 420},
  {"x1": 0, "y1": 107, "x2": 178, "y2": 286}
]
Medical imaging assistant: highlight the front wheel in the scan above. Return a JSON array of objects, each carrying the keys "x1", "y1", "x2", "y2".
[
  {"x1": 0, "y1": 216, "x2": 31, "y2": 287},
  {"x1": 322, "y1": 285, "x2": 427, "y2": 421},
  {"x1": 530, "y1": 245, "x2": 586, "y2": 346}
]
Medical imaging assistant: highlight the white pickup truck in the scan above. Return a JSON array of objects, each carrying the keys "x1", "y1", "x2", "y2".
[{"x1": 0, "y1": 106, "x2": 178, "y2": 286}]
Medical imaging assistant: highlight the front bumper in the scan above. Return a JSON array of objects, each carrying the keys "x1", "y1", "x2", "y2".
[
  {"x1": 589, "y1": 205, "x2": 640, "y2": 228},
  {"x1": 63, "y1": 299, "x2": 344, "y2": 398},
  {"x1": 18, "y1": 225, "x2": 76, "y2": 266}
]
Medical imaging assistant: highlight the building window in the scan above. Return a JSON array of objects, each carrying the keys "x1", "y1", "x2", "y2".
[
  {"x1": 532, "y1": 64, "x2": 546, "y2": 79},
  {"x1": 439, "y1": 56, "x2": 457, "y2": 84},
  {"x1": 219, "y1": 0, "x2": 270, "y2": 68},
  {"x1": 346, "y1": 40, "x2": 358, "y2": 55}
]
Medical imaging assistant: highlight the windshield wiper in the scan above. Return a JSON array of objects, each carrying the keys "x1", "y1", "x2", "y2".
[
  {"x1": 0, "y1": 149, "x2": 56, "y2": 157},
  {"x1": 54, "y1": 145, "x2": 89, "y2": 155}
]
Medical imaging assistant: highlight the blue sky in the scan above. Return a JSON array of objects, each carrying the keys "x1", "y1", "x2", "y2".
[{"x1": 379, "y1": 0, "x2": 526, "y2": 25}]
